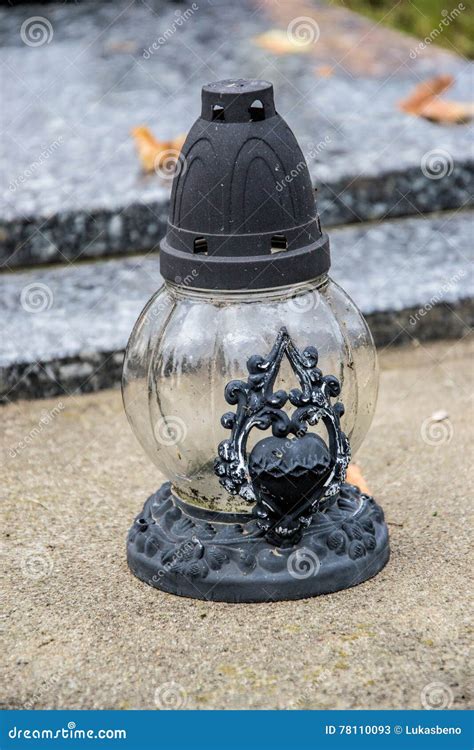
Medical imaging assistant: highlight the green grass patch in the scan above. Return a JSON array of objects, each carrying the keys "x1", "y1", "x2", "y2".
[{"x1": 333, "y1": 0, "x2": 473, "y2": 58}]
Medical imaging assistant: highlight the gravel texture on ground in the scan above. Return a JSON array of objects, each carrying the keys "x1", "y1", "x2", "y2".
[{"x1": 1, "y1": 339, "x2": 472, "y2": 710}]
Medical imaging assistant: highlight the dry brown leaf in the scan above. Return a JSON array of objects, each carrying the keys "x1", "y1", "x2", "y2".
[
  {"x1": 398, "y1": 74, "x2": 473, "y2": 124},
  {"x1": 131, "y1": 126, "x2": 186, "y2": 174},
  {"x1": 399, "y1": 74, "x2": 453, "y2": 115},
  {"x1": 104, "y1": 40, "x2": 138, "y2": 55},
  {"x1": 315, "y1": 64, "x2": 334, "y2": 77},
  {"x1": 254, "y1": 29, "x2": 313, "y2": 55},
  {"x1": 417, "y1": 98, "x2": 474, "y2": 124},
  {"x1": 346, "y1": 463, "x2": 371, "y2": 495}
]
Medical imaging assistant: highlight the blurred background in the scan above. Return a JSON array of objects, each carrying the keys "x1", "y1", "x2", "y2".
[{"x1": 0, "y1": 0, "x2": 472, "y2": 402}]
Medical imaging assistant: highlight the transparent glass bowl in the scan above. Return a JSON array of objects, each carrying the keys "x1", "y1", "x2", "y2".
[{"x1": 122, "y1": 275, "x2": 378, "y2": 513}]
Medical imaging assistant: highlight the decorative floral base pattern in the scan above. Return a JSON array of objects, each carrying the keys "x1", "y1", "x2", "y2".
[{"x1": 127, "y1": 482, "x2": 390, "y2": 603}]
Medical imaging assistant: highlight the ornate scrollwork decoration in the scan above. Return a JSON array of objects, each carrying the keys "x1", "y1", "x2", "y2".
[{"x1": 214, "y1": 327, "x2": 351, "y2": 545}]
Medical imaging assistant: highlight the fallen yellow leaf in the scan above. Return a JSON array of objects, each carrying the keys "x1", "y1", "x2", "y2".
[
  {"x1": 315, "y1": 64, "x2": 334, "y2": 77},
  {"x1": 416, "y1": 98, "x2": 474, "y2": 124},
  {"x1": 399, "y1": 74, "x2": 453, "y2": 115},
  {"x1": 254, "y1": 29, "x2": 313, "y2": 55},
  {"x1": 131, "y1": 126, "x2": 186, "y2": 174},
  {"x1": 398, "y1": 74, "x2": 473, "y2": 124},
  {"x1": 346, "y1": 463, "x2": 371, "y2": 495}
]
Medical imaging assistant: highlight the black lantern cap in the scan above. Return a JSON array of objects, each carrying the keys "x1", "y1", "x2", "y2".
[{"x1": 160, "y1": 79, "x2": 330, "y2": 290}]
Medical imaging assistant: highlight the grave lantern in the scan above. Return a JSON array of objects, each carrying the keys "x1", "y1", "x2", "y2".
[{"x1": 123, "y1": 79, "x2": 389, "y2": 602}]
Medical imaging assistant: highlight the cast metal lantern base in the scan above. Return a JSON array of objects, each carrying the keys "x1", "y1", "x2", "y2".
[{"x1": 127, "y1": 482, "x2": 389, "y2": 603}]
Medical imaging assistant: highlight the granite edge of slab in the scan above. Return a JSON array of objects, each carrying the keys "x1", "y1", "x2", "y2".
[
  {"x1": 2, "y1": 162, "x2": 473, "y2": 269},
  {"x1": 1, "y1": 298, "x2": 472, "y2": 403}
]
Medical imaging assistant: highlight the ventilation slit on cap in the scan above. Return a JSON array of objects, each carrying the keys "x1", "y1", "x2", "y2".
[
  {"x1": 249, "y1": 99, "x2": 265, "y2": 122},
  {"x1": 211, "y1": 104, "x2": 225, "y2": 121},
  {"x1": 270, "y1": 235, "x2": 288, "y2": 253},
  {"x1": 193, "y1": 237, "x2": 208, "y2": 255}
]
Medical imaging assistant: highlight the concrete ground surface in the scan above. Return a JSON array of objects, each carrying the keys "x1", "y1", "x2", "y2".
[{"x1": 1, "y1": 338, "x2": 472, "y2": 710}]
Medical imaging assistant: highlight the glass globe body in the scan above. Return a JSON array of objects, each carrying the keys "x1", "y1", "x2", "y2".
[{"x1": 122, "y1": 275, "x2": 378, "y2": 514}]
